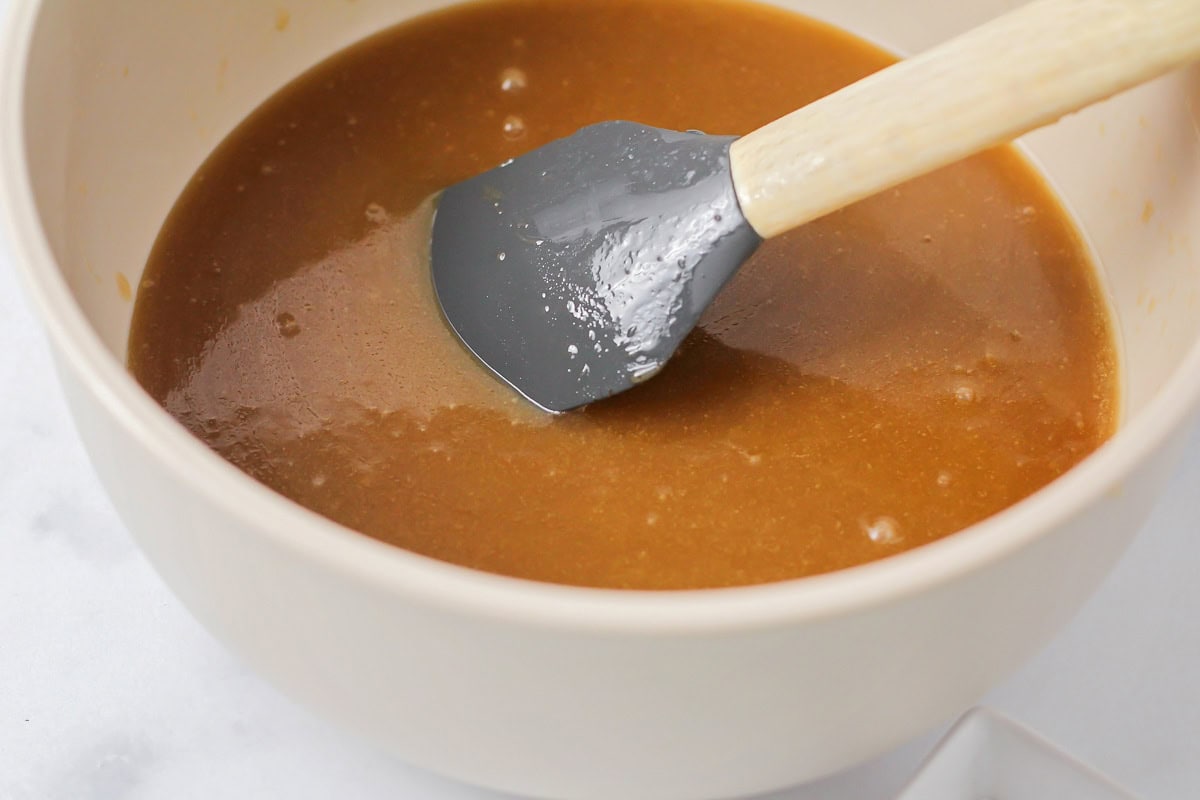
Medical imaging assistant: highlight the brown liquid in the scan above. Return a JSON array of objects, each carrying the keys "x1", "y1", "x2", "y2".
[{"x1": 129, "y1": 0, "x2": 1118, "y2": 590}]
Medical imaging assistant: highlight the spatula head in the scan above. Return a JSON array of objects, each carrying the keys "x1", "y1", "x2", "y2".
[{"x1": 431, "y1": 121, "x2": 761, "y2": 412}]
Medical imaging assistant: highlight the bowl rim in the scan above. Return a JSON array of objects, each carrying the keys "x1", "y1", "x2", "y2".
[{"x1": 3, "y1": 0, "x2": 1199, "y2": 635}]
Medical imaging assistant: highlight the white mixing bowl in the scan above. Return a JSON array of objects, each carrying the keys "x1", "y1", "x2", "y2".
[{"x1": 3, "y1": 1, "x2": 1199, "y2": 798}]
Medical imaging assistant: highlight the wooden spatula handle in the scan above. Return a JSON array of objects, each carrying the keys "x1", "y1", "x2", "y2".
[{"x1": 730, "y1": 0, "x2": 1200, "y2": 239}]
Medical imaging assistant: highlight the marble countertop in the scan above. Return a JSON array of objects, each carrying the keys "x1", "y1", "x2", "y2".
[{"x1": 2, "y1": 9, "x2": 1198, "y2": 799}]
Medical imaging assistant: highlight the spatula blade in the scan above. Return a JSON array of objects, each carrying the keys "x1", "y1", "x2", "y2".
[{"x1": 431, "y1": 121, "x2": 760, "y2": 412}]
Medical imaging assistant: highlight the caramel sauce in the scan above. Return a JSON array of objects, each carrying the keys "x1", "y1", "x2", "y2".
[{"x1": 129, "y1": 0, "x2": 1118, "y2": 589}]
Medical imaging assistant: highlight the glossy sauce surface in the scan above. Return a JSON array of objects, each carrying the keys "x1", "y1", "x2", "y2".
[{"x1": 129, "y1": 0, "x2": 1118, "y2": 589}]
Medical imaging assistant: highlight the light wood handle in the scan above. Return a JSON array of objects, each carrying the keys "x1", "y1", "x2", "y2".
[{"x1": 730, "y1": 0, "x2": 1200, "y2": 239}]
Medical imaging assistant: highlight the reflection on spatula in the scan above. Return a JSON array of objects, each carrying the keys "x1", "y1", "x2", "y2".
[{"x1": 431, "y1": 0, "x2": 1200, "y2": 412}]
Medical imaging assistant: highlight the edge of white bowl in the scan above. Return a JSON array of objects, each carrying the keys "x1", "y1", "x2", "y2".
[{"x1": 2, "y1": 0, "x2": 1199, "y2": 635}]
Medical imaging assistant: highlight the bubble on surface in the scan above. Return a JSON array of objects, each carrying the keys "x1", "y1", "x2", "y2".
[
  {"x1": 502, "y1": 115, "x2": 527, "y2": 140},
  {"x1": 275, "y1": 312, "x2": 301, "y2": 338},
  {"x1": 499, "y1": 67, "x2": 528, "y2": 93},
  {"x1": 365, "y1": 203, "x2": 388, "y2": 224},
  {"x1": 863, "y1": 516, "x2": 900, "y2": 544}
]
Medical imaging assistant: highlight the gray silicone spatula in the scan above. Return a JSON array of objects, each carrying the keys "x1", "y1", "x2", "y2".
[{"x1": 431, "y1": 0, "x2": 1200, "y2": 412}]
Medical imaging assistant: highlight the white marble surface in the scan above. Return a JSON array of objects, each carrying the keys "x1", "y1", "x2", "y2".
[{"x1": 2, "y1": 13, "x2": 1198, "y2": 800}]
